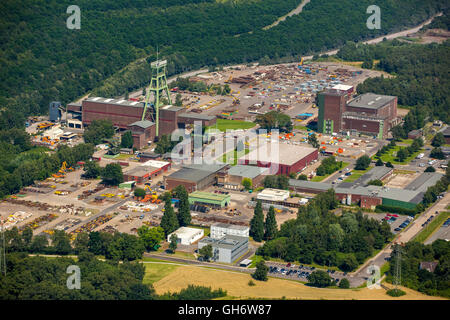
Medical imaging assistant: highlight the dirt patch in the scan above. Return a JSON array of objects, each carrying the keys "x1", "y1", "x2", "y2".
[{"x1": 152, "y1": 265, "x2": 444, "y2": 300}]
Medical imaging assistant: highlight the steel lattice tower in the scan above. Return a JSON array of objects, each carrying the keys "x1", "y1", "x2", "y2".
[{"x1": 142, "y1": 58, "x2": 172, "y2": 137}]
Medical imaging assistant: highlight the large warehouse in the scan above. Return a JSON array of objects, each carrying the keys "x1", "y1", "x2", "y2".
[
  {"x1": 318, "y1": 90, "x2": 399, "y2": 139},
  {"x1": 164, "y1": 163, "x2": 228, "y2": 192},
  {"x1": 238, "y1": 143, "x2": 318, "y2": 175},
  {"x1": 70, "y1": 97, "x2": 217, "y2": 149}
]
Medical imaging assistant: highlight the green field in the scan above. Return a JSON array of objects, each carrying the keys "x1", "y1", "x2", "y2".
[
  {"x1": 413, "y1": 211, "x2": 450, "y2": 243},
  {"x1": 207, "y1": 119, "x2": 256, "y2": 132},
  {"x1": 343, "y1": 166, "x2": 373, "y2": 182},
  {"x1": 221, "y1": 148, "x2": 250, "y2": 165},
  {"x1": 143, "y1": 262, "x2": 180, "y2": 285},
  {"x1": 377, "y1": 146, "x2": 422, "y2": 165}
]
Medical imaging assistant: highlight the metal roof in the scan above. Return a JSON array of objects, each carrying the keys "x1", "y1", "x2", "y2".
[
  {"x1": 350, "y1": 166, "x2": 393, "y2": 187},
  {"x1": 189, "y1": 191, "x2": 230, "y2": 202},
  {"x1": 85, "y1": 97, "x2": 145, "y2": 108},
  {"x1": 211, "y1": 223, "x2": 249, "y2": 231},
  {"x1": 129, "y1": 120, "x2": 155, "y2": 129},
  {"x1": 227, "y1": 165, "x2": 269, "y2": 179},
  {"x1": 405, "y1": 172, "x2": 444, "y2": 193},
  {"x1": 178, "y1": 113, "x2": 216, "y2": 121},
  {"x1": 199, "y1": 235, "x2": 248, "y2": 250},
  {"x1": 239, "y1": 143, "x2": 317, "y2": 166},
  {"x1": 347, "y1": 93, "x2": 396, "y2": 110}
]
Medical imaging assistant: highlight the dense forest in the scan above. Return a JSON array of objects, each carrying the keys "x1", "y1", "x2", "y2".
[
  {"x1": 256, "y1": 190, "x2": 393, "y2": 272},
  {"x1": 0, "y1": 252, "x2": 227, "y2": 300},
  {"x1": 0, "y1": 0, "x2": 446, "y2": 129}
]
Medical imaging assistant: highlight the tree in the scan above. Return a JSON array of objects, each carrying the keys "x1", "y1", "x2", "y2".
[
  {"x1": 51, "y1": 230, "x2": 72, "y2": 255},
  {"x1": 174, "y1": 93, "x2": 183, "y2": 107},
  {"x1": 424, "y1": 166, "x2": 436, "y2": 173},
  {"x1": 82, "y1": 160, "x2": 101, "y2": 179},
  {"x1": 101, "y1": 163, "x2": 123, "y2": 186},
  {"x1": 160, "y1": 199, "x2": 179, "y2": 236},
  {"x1": 431, "y1": 132, "x2": 445, "y2": 147},
  {"x1": 385, "y1": 161, "x2": 394, "y2": 168},
  {"x1": 252, "y1": 260, "x2": 268, "y2": 281},
  {"x1": 74, "y1": 232, "x2": 90, "y2": 254},
  {"x1": 264, "y1": 206, "x2": 278, "y2": 241},
  {"x1": 30, "y1": 234, "x2": 48, "y2": 253},
  {"x1": 396, "y1": 148, "x2": 409, "y2": 162},
  {"x1": 361, "y1": 59, "x2": 373, "y2": 69},
  {"x1": 250, "y1": 201, "x2": 264, "y2": 242},
  {"x1": 169, "y1": 234, "x2": 178, "y2": 253},
  {"x1": 173, "y1": 185, "x2": 191, "y2": 227},
  {"x1": 21, "y1": 227, "x2": 33, "y2": 247},
  {"x1": 339, "y1": 278, "x2": 350, "y2": 289},
  {"x1": 255, "y1": 111, "x2": 292, "y2": 132},
  {"x1": 137, "y1": 226, "x2": 165, "y2": 251},
  {"x1": 134, "y1": 188, "x2": 146, "y2": 198},
  {"x1": 307, "y1": 270, "x2": 332, "y2": 287},
  {"x1": 375, "y1": 158, "x2": 384, "y2": 166},
  {"x1": 83, "y1": 120, "x2": 114, "y2": 145},
  {"x1": 430, "y1": 148, "x2": 445, "y2": 160},
  {"x1": 199, "y1": 244, "x2": 213, "y2": 261},
  {"x1": 298, "y1": 174, "x2": 308, "y2": 180},
  {"x1": 308, "y1": 133, "x2": 319, "y2": 148},
  {"x1": 242, "y1": 178, "x2": 252, "y2": 190},
  {"x1": 368, "y1": 179, "x2": 383, "y2": 186},
  {"x1": 120, "y1": 131, "x2": 133, "y2": 149},
  {"x1": 355, "y1": 155, "x2": 371, "y2": 170}
]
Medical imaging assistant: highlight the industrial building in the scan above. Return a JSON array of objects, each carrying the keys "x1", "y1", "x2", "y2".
[
  {"x1": 318, "y1": 90, "x2": 399, "y2": 139},
  {"x1": 288, "y1": 171, "x2": 444, "y2": 210},
  {"x1": 220, "y1": 165, "x2": 269, "y2": 189},
  {"x1": 256, "y1": 188, "x2": 290, "y2": 202},
  {"x1": 167, "y1": 227, "x2": 204, "y2": 245},
  {"x1": 123, "y1": 160, "x2": 170, "y2": 184},
  {"x1": 164, "y1": 163, "x2": 228, "y2": 192},
  {"x1": 198, "y1": 235, "x2": 248, "y2": 264},
  {"x1": 188, "y1": 191, "x2": 231, "y2": 208},
  {"x1": 238, "y1": 143, "x2": 318, "y2": 175},
  {"x1": 210, "y1": 223, "x2": 249, "y2": 239}
]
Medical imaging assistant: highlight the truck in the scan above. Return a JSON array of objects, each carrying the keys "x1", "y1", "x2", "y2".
[{"x1": 416, "y1": 153, "x2": 425, "y2": 159}]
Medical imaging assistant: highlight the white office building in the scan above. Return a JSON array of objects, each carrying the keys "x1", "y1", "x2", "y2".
[
  {"x1": 167, "y1": 227, "x2": 204, "y2": 245},
  {"x1": 210, "y1": 223, "x2": 249, "y2": 239}
]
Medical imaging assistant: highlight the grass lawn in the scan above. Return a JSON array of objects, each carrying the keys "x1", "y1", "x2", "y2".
[
  {"x1": 377, "y1": 146, "x2": 422, "y2": 165},
  {"x1": 207, "y1": 119, "x2": 256, "y2": 132},
  {"x1": 413, "y1": 211, "x2": 450, "y2": 243},
  {"x1": 143, "y1": 262, "x2": 180, "y2": 285},
  {"x1": 344, "y1": 166, "x2": 373, "y2": 182},
  {"x1": 249, "y1": 255, "x2": 264, "y2": 268},
  {"x1": 294, "y1": 125, "x2": 309, "y2": 131}
]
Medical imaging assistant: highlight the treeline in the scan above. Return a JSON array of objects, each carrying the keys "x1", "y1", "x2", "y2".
[
  {"x1": 1, "y1": 0, "x2": 445, "y2": 129},
  {"x1": 337, "y1": 39, "x2": 450, "y2": 126},
  {"x1": 0, "y1": 129, "x2": 94, "y2": 198},
  {"x1": 316, "y1": 156, "x2": 343, "y2": 176},
  {"x1": 256, "y1": 190, "x2": 393, "y2": 272},
  {"x1": 388, "y1": 241, "x2": 450, "y2": 298},
  {"x1": 0, "y1": 252, "x2": 227, "y2": 300}
]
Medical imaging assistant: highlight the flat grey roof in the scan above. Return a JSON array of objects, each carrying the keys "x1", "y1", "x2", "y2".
[
  {"x1": 228, "y1": 165, "x2": 269, "y2": 179},
  {"x1": 211, "y1": 223, "x2": 249, "y2": 231},
  {"x1": 440, "y1": 126, "x2": 450, "y2": 137},
  {"x1": 124, "y1": 166, "x2": 152, "y2": 177},
  {"x1": 347, "y1": 93, "x2": 396, "y2": 110},
  {"x1": 289, "y1": 179, "x2": 333, "y2": 191},
  {"x1": 199, "y1": 235, "x2": 248, "y2": 249},
  {"x1": 350, "y1": 166, "x2": 393, "y2": 187},
  {"x1": 129, "y1": 120, "x2": 155, "y2": 129},
  {"x1": 365, "y1": 186, "x2": 422, "y2": 203},
  {"x1": 162, "y1": 105, "x2": 184, "y2": 112},
  {"x1": 405, "y1": 172, "x2": 444, "y2": 193},
  {"x1": 178, "y1": 113, "x2": 216, "y2": 121},
  {"x1": 85, "y1": 97, "x2": 145, "y2": 108},
  {"x1": 240, "y1": 143, "x2": 317, "y2": 166},
  {"x1": 183, "y1": 163, "x2": 228, "y2": 173},
  {"x1": 166, "y1": 164, "x2": 226, "y2": 183}
]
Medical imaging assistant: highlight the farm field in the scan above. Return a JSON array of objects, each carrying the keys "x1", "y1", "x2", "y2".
[{"x1": 150, "y1": 264, "x2": 445, "y2": 300}]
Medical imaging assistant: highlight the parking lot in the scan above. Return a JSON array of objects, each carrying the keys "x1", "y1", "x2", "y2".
[
  {"x1": 363, "y1": 212, "x2": 413, "y2": 234},
  {"x1": 266, "y1": 261, "x2": 346, "y2": 285}
]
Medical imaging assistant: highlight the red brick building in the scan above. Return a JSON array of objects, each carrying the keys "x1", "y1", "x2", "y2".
[{"x1": 238, "y1": 144, "x2": 318, "y2": 175}]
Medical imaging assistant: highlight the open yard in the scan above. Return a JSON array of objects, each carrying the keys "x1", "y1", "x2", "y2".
[{"x1": 151, "y1": 263, "x2": 444, "y2": 300}]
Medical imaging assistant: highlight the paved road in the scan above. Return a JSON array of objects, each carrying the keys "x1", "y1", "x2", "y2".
[
  {"x1": 263, "y1": 0, "x2": 311, "y2": 30},
  {"x1": 425, "y1": 224, "x2": 450, "y2": 245}
]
